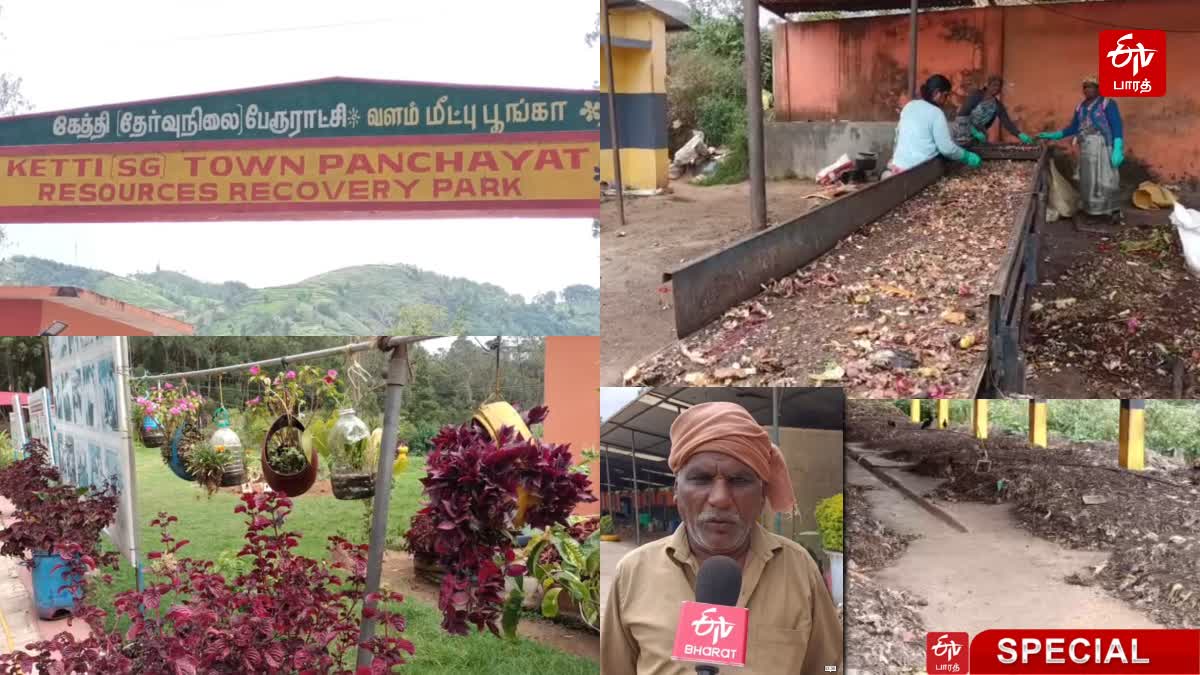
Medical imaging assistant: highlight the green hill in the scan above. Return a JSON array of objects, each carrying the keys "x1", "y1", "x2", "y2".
[{"x1": 0, "y1": 256, "x2": 598, "y2": 336}]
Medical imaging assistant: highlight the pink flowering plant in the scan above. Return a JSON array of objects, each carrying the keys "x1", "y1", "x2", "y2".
[
  {"x1": 246, "y1": 365, "x2": 345, "y2": 422},
  {"x1": 133, "y1": 383, "x2": 204, "y2": 465}
]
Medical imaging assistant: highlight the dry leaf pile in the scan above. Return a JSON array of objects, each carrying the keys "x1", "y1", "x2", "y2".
[
  {"x1": 846, "y1": 570, "x2": 928, "y2": 674},
  {"x1": 625, "y1": 162, "x2": 1035, "y2": 396}
]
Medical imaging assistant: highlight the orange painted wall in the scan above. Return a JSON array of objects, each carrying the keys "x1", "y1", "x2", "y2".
[
  {"x1": 542, "y1": 336, "x2": 600, "y2": 516},
  {"x1": 774, "y1": 0, "x2": 1200, "y2": 181},
  {"x1": 0, "y1": 299, "x2": 157, "y2": 335}
]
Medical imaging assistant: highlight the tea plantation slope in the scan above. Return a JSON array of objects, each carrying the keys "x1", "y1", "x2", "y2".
[{"x1": 0, "y1": 256, "x2": 599, "y2": 335}]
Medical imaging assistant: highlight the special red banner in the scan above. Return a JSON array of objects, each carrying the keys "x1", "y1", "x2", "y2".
[{"x1": 965, "y1": 630, "x2": 1200, "y2": 674}]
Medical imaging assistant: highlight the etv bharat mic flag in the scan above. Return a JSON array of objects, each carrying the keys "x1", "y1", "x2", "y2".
[{"x1": 670, "y1": 601, "x2": 749, "y2": 668}]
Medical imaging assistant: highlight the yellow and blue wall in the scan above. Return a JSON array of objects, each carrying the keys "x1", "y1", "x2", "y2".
[{"x1": 599, "y1": 4, "x2": 676, "y2": 191}]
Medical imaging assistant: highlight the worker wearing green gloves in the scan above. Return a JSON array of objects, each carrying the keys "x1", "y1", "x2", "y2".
[
  {"x1": 1038, "y1": 75, "x2": 1125, "y2": 223},
  {"x1": 885, "y1": 74, "x2": 981, "y2": 179},
  {"x1": 952, "y1": 75, "x2": 1035, "y2": 147}
]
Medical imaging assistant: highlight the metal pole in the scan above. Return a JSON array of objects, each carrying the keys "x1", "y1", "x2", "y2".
[
  {"x1": 632, "y1": 432, "x2": 641, "y2": 546},
  {"x1": 355, "y1": 342, "x2": 411, "y2": 669},
  {"x1": 117, "y1": 337, "x2": 144, "y2": 590},
  {"x1": 602, "y1": 0, "x2": 626, "y2": 227},
  {"x1": 909, "y1": 0, "x2": 919, "y2": 99},
  {"x1": 744, "y1": 0, "x2": 767, "y2": 230}
]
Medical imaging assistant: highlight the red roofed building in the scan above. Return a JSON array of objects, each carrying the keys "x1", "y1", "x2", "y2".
[{"x1": 0, "y1": 287, "x2": 193, "y2": 336}]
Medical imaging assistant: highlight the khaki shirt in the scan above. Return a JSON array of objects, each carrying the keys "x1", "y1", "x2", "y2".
[{"x1": 602, "y1": 523, "x2": 843, "y2": 675}]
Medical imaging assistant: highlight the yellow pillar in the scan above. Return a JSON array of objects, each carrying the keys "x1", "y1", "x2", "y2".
[
  {"x1": 1118, "y1": 399, "x2": 1145, "y2": 470},
  {"x1": 936, "y1": 399, "x2": 950, "y2": 429},
  {"x1": 1028, "y1": 399, "x2": 1048, "y2": 448},
  {"x1": 910, "y1": 399, "x2": 921, "y2": 423},
  {"x1": 972, "y1": 399, "x2": 989, "y2": 439}
]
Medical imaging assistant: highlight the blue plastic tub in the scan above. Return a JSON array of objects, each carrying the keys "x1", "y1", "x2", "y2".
[{"x1": 32, "y1": 551, "x2": 80, "y2": 620}]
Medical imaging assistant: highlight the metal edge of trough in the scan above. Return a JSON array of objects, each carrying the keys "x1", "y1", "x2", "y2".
[
  {"x1": 977, "y1": 147, "x2": 1051, "y2": 397},
  {"x1": 663, "y1": 158, "x2": 945, "y2": 338}
]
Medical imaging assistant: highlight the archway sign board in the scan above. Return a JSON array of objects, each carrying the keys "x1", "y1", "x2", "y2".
[{"x1": 0, "y1": 77, "x2": 601, "y2": 222}]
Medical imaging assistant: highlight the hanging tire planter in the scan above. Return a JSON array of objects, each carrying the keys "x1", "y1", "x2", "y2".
[
  {"x1": 141, "y1": 416, "x2": 165, "y2": 449},
  {"x1": 262, "y1": 414, "x2": 318, "y2": 497},
  {"x1": 472, "y1": 400, "x2": 540, "y2": 527},
  {"x1": 167, "y1": 423, "x2": 200, "y2": 482},
  {"x1": 328, "y1": 408, "x2": 374, "y2": 501}
]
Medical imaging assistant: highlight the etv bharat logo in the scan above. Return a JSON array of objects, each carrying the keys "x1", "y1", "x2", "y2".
[
  {"x1": 1100, "y1": 30, "x2": 1166, "y2": 97},
  {"x1": 926, "y1": 632, "x2": 969, "y2": 673},
  {"x1": 691, "y1": 607, "x2": 735, "y2": 645}
]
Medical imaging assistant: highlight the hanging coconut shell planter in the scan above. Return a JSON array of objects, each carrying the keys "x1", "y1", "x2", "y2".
[
  {"x1": 327, "y1": 408, "x2": 374, "y2": 500},
  {"x1": 140, "y1": 416, "x2": 165, "y2": 448},
  {"x1": 209, "y1": 408, "x2": 246, "y2": 488},
  {"x1": 262, "y1": 413, "x2": 318, "y2": 497}
]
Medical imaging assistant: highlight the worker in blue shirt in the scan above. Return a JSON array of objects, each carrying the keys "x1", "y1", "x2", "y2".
[
  {"x1": 953, "y1": 74, "x2": 1035, "y2": 147},
  {"x1": 1039, "y1": 75, "x2": 1125, "y2": 223},
  {"x1": 886, "y1": 74, "x2": 982, "y2": 178}
]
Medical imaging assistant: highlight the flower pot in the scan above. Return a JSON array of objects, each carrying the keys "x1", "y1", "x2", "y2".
[
  {"x1": 261, "y1": 414, "x2": 318, "y2": 497},
  {"x1": 824, "y1": 550, "x2": 843, "y2": 606},
  {"x1": 141, "y1": 417, "x2": 165, "y2": 449},
  {"x1": 330, "y1": 473, "x2": 374, "y2": 500},
  {"x1": 210, "y1": 411, "x2": 246, "y2": 488},
  {"x1": 168, "y1": 424, "x2": 197, "y2": 482},
  {"x1": 472, "y1": 401, "x2": 532, "y2": 442},
  {"x1": 32, "y1": 551, "x2": 81, "y2": 620}
]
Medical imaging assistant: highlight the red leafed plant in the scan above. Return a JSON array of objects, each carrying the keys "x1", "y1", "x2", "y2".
[
  {"x1": 539, "y1": 516, "x2": 600, "y2": 567},
  {"x1": 0, "y1": 439, "x2": 63, "y2": 512},
  {"x1": 0, "y1": 491, "x2": 413, "y2": 674},
  {"x1": 418, "y1": 405, "x2": 595, "y2": 636}
]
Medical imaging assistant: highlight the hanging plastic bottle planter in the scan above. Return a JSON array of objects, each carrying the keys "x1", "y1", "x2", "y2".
[
  {"x1": 328, "y1": 408, "x2": 374, "y2": 500},
  {"x1": 209, "y1": 408, "x2": 245, "y2": 488},
  {"x1": 140, "y1": 415, "x2": 165, "y2": 448}
]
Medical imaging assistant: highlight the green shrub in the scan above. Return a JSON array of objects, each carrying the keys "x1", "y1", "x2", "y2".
[
  {"x1": 599, "y1": 514, "x2": 613, "y2": 536},
  {"x1": 815, "y1": 493, "x2": 843, "y2": 553},
  {"x1": 696, "y1": 129, "x2": 749, "y2": 186}
]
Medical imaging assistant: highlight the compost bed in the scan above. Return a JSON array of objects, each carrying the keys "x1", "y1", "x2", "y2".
[
  {"x1": 1026, "y1": 220, "x2": 1200, "y2": 397},
  {"x1": 625, "y1": 161, "x2": 1035, "y2": 397},
  {"x1": 848, "y1": 401, "x2": 1200, "y2": 628}
]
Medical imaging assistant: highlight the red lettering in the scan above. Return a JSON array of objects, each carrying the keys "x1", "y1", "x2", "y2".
[
  {"x1": 454, "y1": 178, "x2": 476, "y2": 198},
  {"x1": 347, "y1": 154, "x2": 374, "y2": 175},
  {"x1": 59, "y1": 183, "x2": 75, "y2": 201},
  {"x1": 37, "y1": 183, "x2": 53, "y2": 200},
  {"x1": 432, "y1": 178, "x2": 452, "y2": 197},
  {"x1": 184, "y1": 156, "x2": 204, "y2": 177},
  {"x1": 372, "y1": 180, "x2": 389, "y2": 200},
  {"x1": 236, "y1": 155, "x2": 275, "y2": 176},
  {"x1": 322, "y1": 181, "x2": 346, "y2": 200},
  {"x1": 348, "y1": 180, "x2": 369, "y2": 200},
  {"x1": 376, "y1": 154, "x2": 403, "y2": 174},
  {"x1": 436, "y1": 152, "x2": 463, "y2": 173},
  {"x1": 468, "y1": 151, "x2": 499, "y2": 173},
  {"x1": 176, "y1": 183, "x2": 195, "y2": 201},
  {"x1": 8, "y1": 159, "x2": 27, "y2": 177},
  {"x1": 502, "y1": 178, "x2": 521, "y2": 196},
  {"x1": 562, "y1": 147, "x2": 587, "y2": 170},
  {"x1": 210, "y1": 156, "x2": 233, "y2": 177},
  {"x1": 534, "y1": 149, "x2": 564, "y2": 171},
  {"x1": 319, "y1": 154, "x2": 344, "y2": 175},
  {"x1": 296, "y1": 182, "x2": 319, "y2": 200},
  {"x1": 480, "y1": 177, "x2": 499, "y2": 197},
  {"x1": 250, "y1": 182, "x2": 270, "y2": 201},
  {"x1": 408, "y1": 152, "x2": 431, "y2": 173},
  {"x1": 281, "y1": 156, "x2": 304, "y2": 176},
  {"x1": 392, "y1": 179, "x2": 418, "y2": 199},
  {"x1": 27, "y1": 159, "x2": 46, "y2": 177},
  {"x1": 116, "y1": 158, "x2": 138, "y2": 178},
  {"x1": 142, "y1": 158, "x2": 163, "y2": 177},
  {"x1": 138, "y1": 183, "x2": 154, "y2": 201},
  {"x1": 199, "y1": 184, "x2": 219, "y2": 202},
  {"x1": 228, "y1": 183, "x2": 247, "y2": 201},
  {"x1": 502, "y1": 149, "x2": 533, "y2": 171}
]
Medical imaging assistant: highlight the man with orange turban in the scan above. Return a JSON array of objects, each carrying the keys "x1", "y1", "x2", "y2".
[{"x1": 601, "y1": 401, "x2": 843, "y2": 674}]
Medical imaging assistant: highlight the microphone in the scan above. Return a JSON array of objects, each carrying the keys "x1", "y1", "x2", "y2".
[{"x1": 693, "y1": 556, "x2": 743, "y2": 675}]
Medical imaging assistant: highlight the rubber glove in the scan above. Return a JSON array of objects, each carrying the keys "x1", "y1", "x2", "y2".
[
  {"x1": 961, "y1": 151, "x2": 982, "y2": 168},
  {"x1": 1019, "y1": 133, "x2": 1034, "y2": 144},
  {"x1": 1038, "y1": 131, "x2": 1065, "y2": 141},
  {"x1": 1112, "y1": 138, "x2": 1125, "y2": 168},
  {"x1": 970, "y1": 127, "x2": 987, "y2": 143}
]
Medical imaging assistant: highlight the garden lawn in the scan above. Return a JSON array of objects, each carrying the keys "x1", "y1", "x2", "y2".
[{"x1": 84, "y1": 444, "x2": 597, "y2": 674}]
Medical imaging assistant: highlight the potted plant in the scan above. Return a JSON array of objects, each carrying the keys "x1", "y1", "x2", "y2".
[
  {"x1": 135, "y1": 384, "x2": 204, "y2": 481},
  {"x1": 208, "y1": 408, "x2": 245, "y2": 488},
  {"x1": 246, "y1": 366, "x2": 323, "y2": 496},
  {"x1": 402, "y1": 510, "x2": 441, "y2": 584},
  {"x1": 186, "y1": 442, "x2": 228, "y2": 496},
  {"x1": 816, "y1": 492, "x2": 843, "y2": 606},
  {"x1": 0, "y1": 446, "x2": 118, "y2": 620},
  {"x1": 327, "y1": 407, "x2": 373, "y2": 500}
]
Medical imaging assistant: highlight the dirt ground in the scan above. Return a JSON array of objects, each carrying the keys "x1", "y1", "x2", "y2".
[
  {"x1": 623, "y1": 162, "x2": 1034, "y2": 397},
  {"x1": 1026, "y1": 207, "x2": 1200, "y2": 397},
  {"x1": 599, "y1": 178, "x2": 822, "y2": 386},
  {"x1": 380, "y1": 551, "x2": 600, "y2": 664},
  {"x1": 848, "y1": 401, "x2": 1200, "y2": 630}
]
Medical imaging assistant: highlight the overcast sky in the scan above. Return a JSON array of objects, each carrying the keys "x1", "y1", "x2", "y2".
[
  {"x1": 0, "y1": 0, "x2": 599, "y2": 299},
  {"x1": 600, "y1": 386, "x2": 641, "y2": 423}
]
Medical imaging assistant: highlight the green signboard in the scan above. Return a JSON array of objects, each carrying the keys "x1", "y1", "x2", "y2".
[{"x1": 0, "y1": 77, "x2": 603, "y2": 147}]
